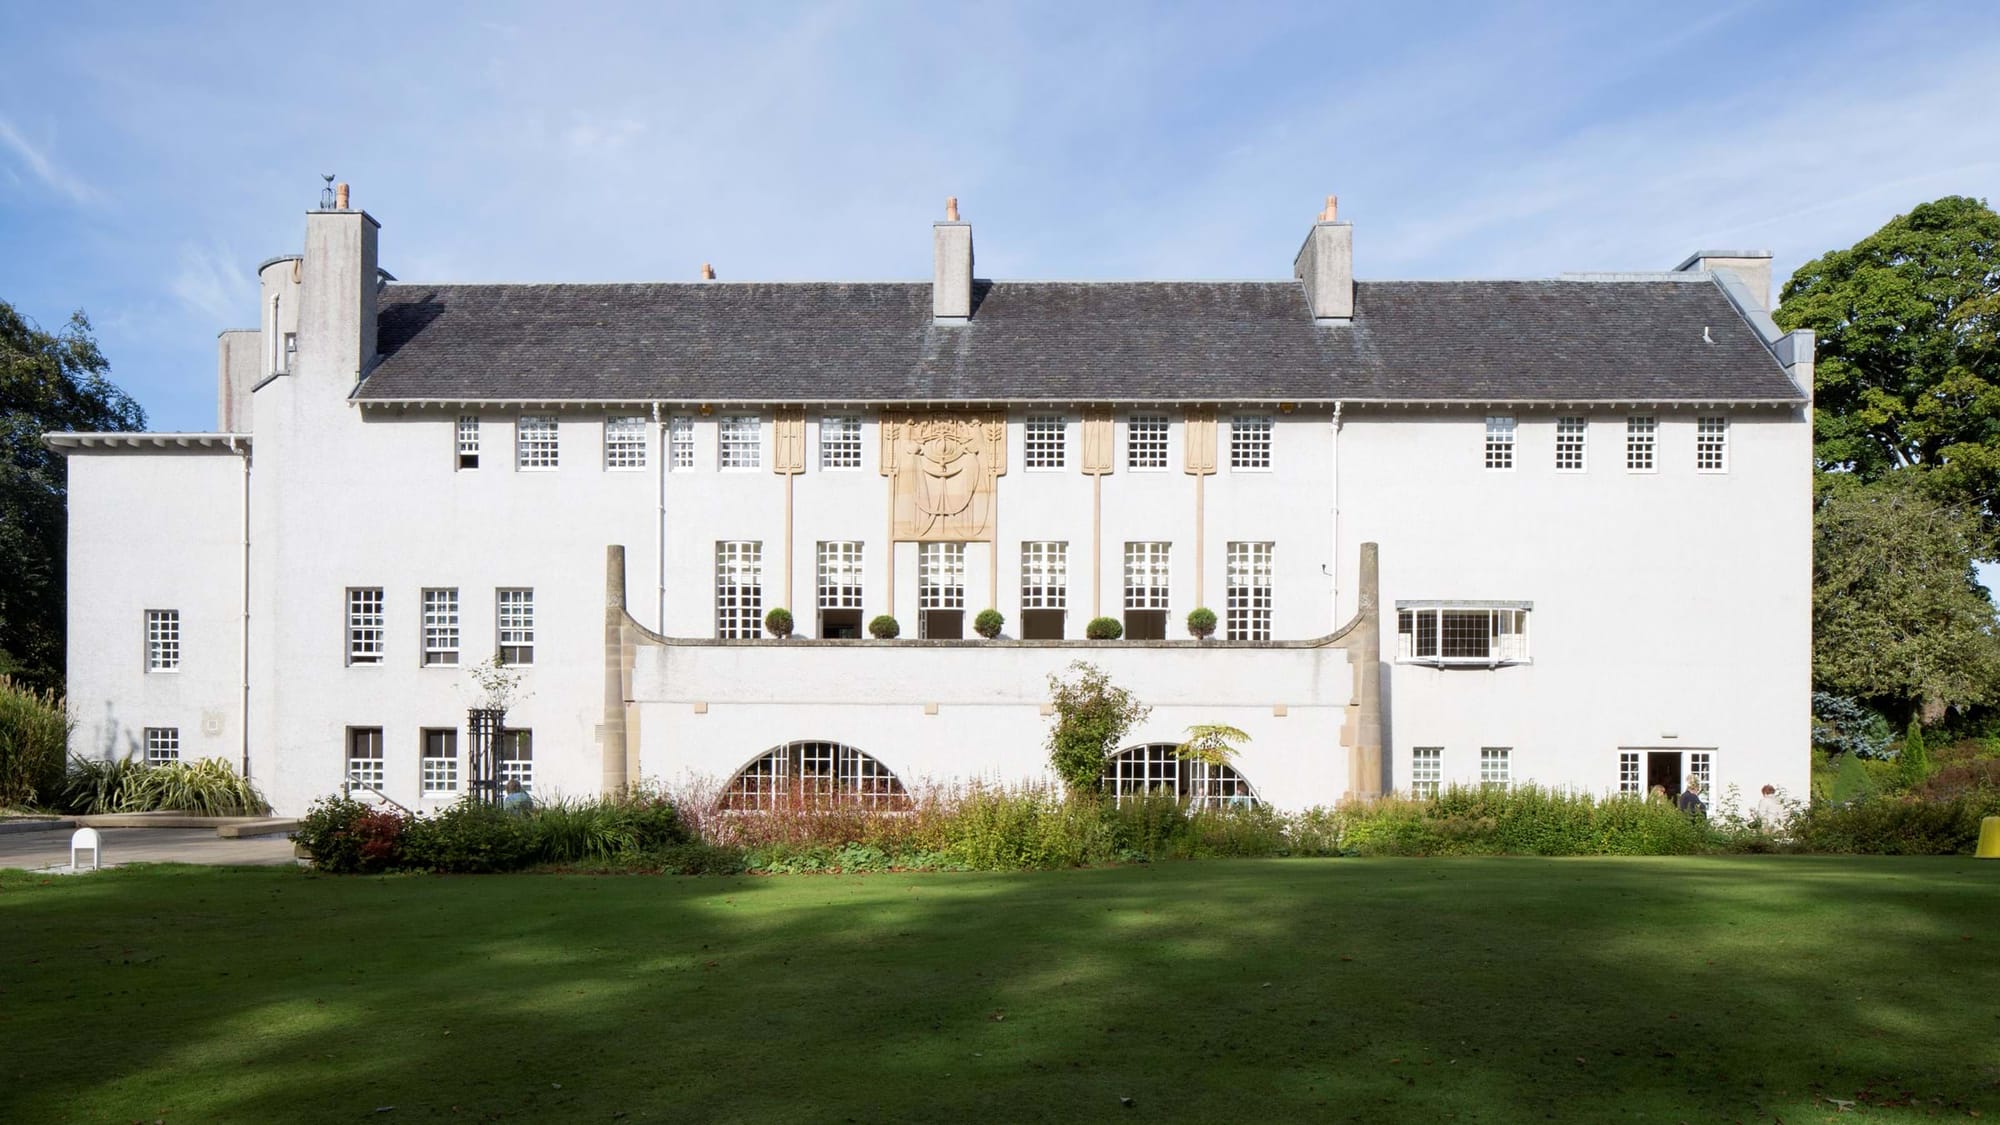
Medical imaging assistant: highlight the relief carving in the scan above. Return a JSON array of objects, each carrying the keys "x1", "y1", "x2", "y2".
[
  {"x1": 1184, "y1": 409, "x2": 1218, "y2": 475},
  {"x1": 1080, "y1": 413, "x2": 1115, "y2": 475},
  {"x1": 772, "y1": 409, "x2": 806, "y2": 475},
  {"x1": 881, "y1": 411, "x2": 1008, "y2": 540}
]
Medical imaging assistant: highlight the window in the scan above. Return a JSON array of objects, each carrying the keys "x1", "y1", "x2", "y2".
[
  {"x1": 719, "y1": 415, "x2": 761, "y2": 470},
  {"x1": 668, "y1": 415, "x2": 695, "y2": 470},
  {"x1": 517, "y1": 415, "x2": 559, "y2": 470},
  {"x1": 145, "y1": 609, "x2": 180, "y2": 672},
  {"x1": 716, "y1": 542, "x2": 763, "y2": 639},
  {"x1": 604, "y1": 415, "x2": 648, "y2": 470},
  {"x1": 1128, "y1": 414, "x2": 1169, "y2": 470},
  {"x1": 282, "y1": 332, "x2": 298, "y2": 373},
  {"x1": 1697, "y1": 416, "x2": 1728, "y2": 472},
  {"x1": 1480, "y1": 747, "x2": 1512, "y2": 790},
  {"x1": 1024, "y1": 414, "x2": 1066, "y2": 470},
  {"x1": 421, "y1": 588, "x2": 459, "y2": 666},
  {"x1": 1626, "y1": 415, "x2": 1656, "y2": 472},
  {"x1": 144, "y1": 727, "x2": 180, "y2": 765},
  {"x1": 1225, "y1": 542, "x2": 1273, "y2": 641},
  {"x1": 721, "y1": 741, "x2": 910, "y2": 810},
  {"x1": 1021, "y1": 541, "x2": 1068, "y2": 640},
  {"x1": 1123, "y1": 541, "x2": 1170, "y2": 640},
  {"x1": 456, "y1": 416, "x2": 480, "y2": 470},
  {"x1": 421, "y1": 729, "x2": 459, "y2": 796},
  {"x1": 919, "y1": 542, "x2": 965, "y2": 639},
  {"x1": 1230, "y1": 415, "x2": 1273, "y2": 470},
  {"x1": 1410, "y1": 747, "x2": 1442, "y2": 799},
  {"x1": 816, "y1": 541, "x2": 864, "y2": 639},
  {"x1": 1555, "y1": 415, "x2": 1587, "y2": 472},
  {"x1": 1484, "y1": 415, "x2": 1515, "y2": 470},
  {"x1": 1619, "y1": 751, "x2": 1641, "y2": 795},
  {"x1": 1396, "y1": 604, "x2": 1530, "y2": 665},
  {"x1": 820, "y1": 416, "x2": 862, "y2": 470},
  {"x1": 497, "y1": 729, "x2": 533, "y2": 791},
  {"x1": 496, "y1": 588, "x2": 534, "y2": 665},
  {"x1": 1690, "y1": 750, "x2": 1713, "y2": 794},
  {"x1": 346, "y1": 588, "x2": 384, "y2": 665},
  {"x1": 346, "y1": 727, "x2": 384, "y2": 790},
  {"x1": 1103, "y1": 745, "x2": 1258, "y2": 808}
]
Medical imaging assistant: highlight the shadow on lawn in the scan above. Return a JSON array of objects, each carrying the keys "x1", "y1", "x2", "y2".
[{"x1": 2, "y1": 857, "x2": 1996, "y2": 1123}]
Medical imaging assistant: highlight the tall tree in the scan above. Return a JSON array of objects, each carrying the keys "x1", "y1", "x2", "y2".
[
  {"x1": 1, "y1": 302, "x2": 146, "y2": 691},
  {"x1": 1776, "y1": 196, "x2": 2000, "y2": 521}
]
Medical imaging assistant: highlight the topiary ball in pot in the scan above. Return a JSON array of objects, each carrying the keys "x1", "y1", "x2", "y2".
[
  {"x1": 1086, "y1": 616, "x2": 1124, "y2": 640},
  {"x1": 1187, "y1": 607, "x2": 1217, "y2": 639},
  {"x1": 764, "y1": 607, "x2": 794, "y2": 639},
  {"x1": 974, "y1": 608, "x2": 1005, "y2": 639},
  {"x1": 868, "y1": 614, "x2": 901, "y2": 639}
]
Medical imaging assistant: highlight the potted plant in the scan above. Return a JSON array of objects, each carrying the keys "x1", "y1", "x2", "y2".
[
  {"x1": 868, "y1": 614, "x2": 901, "y2": 639},
  {"x1": 1085, "y1": 616, "x2": 1123, "y2": 640},
  {"x1": 974, "y1": 608, "x2": 1005, "y2": 639},
  {"x1": 1187, "y1": 607, "x2": 1218, "y2": 640},
  {"x1": 764, "y1": 607, "x2": 794, "y2": 639}
]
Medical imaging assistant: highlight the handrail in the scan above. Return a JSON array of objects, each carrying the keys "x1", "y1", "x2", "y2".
[{"x1": 342, "y1": 779, "x2": 415, "y2": 816}]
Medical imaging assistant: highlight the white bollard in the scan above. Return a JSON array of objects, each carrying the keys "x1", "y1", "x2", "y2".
[{"x1": 70, "y1": 826, "x2": 102, "y2": 871}]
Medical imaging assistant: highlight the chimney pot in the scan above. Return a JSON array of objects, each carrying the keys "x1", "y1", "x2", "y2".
[
  {"x1": 946, "y1": 196, "x2": 960, "y2": 222},
  {"x1": 1320, "y1": 194, "x2": 1338, "y2": 222},
  {"x1": 335, "y1": 182, "x2": 350, "y2": 210},
  {"x1": 701, "y1": 262, "x2": 715, "y2": 280}
]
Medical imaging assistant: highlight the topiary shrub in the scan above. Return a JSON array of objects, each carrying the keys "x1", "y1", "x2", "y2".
[
  {"x1": 1085, "y1": 616, "x2": 1123, "y2": 640},
  {"x1": 1186, "y1": 607, "x2": 1218, "y2": 639},
  {"x1": 1898, "y1": 717, "x2": 1931, "y2": 789},
  {"x1": 868, "y1": 615, "x2": 900, "y2": 639},
  {"x1": 974, "y1": 608, "x2": 1005, "y2": 639},
  {"x1": 764, "y1": 607, "x2": 794, "y2": 639}
]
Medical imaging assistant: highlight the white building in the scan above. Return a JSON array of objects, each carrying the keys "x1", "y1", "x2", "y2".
[{"x1": 49, "y1": 189, "x2": 1814, "y2": 815}]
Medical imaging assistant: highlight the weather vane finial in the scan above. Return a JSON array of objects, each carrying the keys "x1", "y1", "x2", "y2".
[{"x1": 320, "y1": 174, "x2": 336, "y2": 209}]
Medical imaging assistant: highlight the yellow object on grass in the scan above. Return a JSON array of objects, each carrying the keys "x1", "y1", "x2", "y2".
[{"x1": 1978, "y1": 816, "x2": 2000, "y2": 859}]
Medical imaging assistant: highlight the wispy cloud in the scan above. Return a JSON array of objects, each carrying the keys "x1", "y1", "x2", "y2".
[
  {"x1": 168, "y1": 242, "x2": 252, "y2": 326},
  {"x1": 0, "y1": 115, "x2": 103, "y2": 205}
]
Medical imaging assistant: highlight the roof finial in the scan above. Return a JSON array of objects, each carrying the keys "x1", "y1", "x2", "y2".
[
  {"x1": 319, "y1": 174, "x2": 336, "y2": 209},
  {"x1": 1320, "y1": 194, "x2": 1338, "y2": 222},
  {"x1": 946, "y1": 196, "x2": 960, "y2": 222}
]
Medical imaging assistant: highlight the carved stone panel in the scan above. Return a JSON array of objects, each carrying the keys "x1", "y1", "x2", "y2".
[
  {"x1": 880, "y1": 412, "x2": 1008, "y2": 541},
  {"x1": 1080, "y1": 413, "x2": 1115, "y2": 475},
  {"x1": 772, "y1": 409, "x2": 806, "y2": 475},
  {"x1": 1184, "y1": 409, "x2": 1218, "y2": 475}
]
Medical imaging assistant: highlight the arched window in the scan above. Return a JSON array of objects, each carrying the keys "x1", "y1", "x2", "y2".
[
  {"x1": 1102, "y1": 744, "x2": 1259, "y2": 808},
  {"x1": 720, "y1": 741, "x2": 910, "y2": 810}
]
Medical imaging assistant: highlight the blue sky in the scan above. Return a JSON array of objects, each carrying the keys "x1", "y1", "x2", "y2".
[{"x1": 3, "y1": 1, "x2": 1998, "y2": 433}]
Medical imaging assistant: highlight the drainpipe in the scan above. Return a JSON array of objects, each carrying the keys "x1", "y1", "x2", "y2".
[
  {"x1": 653, "y1": 402, "x2": 666, "y2": 632},
  {"x1": 229, "y1": 435, "x2": 251, "y2": 778},
  {"x1": 1330, "y1": 402, "x2": 1343, "y2": 630}
]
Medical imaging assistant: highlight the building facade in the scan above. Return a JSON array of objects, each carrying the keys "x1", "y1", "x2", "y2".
[{"x1": 51, "y1": 190, "x2": 1814, "y2": 815}]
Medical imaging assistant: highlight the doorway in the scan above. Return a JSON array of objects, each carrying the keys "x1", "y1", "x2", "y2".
[{"x1": 1646, "y1": 750, "x2": 1682, "y2": 796}]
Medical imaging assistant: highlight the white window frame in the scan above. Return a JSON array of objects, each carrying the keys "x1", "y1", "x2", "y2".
[
  {"x1": 1480, "y1": 747, "x2": 1512, "y2": 790},
  {"x1": 715, "y1": 541, "x2": 763, "y2": 639},
  {"x1": 819, "y1": 415, "x2": 862, "y2": 471},
  {"x1": 1691, "y1": 750, "x2": 1714, "y2": 794},
  {"x1": 604, "y1": 415, "x2": 648, "y2": 471},
  {"x1": 1229, "y1": 415, "x2": 1273, "y2": 471},
  {"x1": 144, "y1": 727, "x2": 181, "y2": 765},
  {"x1": 1619, "y1": 751, "x2": 1641, "y2": 795},
  {"x1": 145, "y1": 609, "x2": 180, "y2": 672},
  {"x1": 1555, "y1": 415, "x2": 1587, "y2": 472},
  {"x1": 421, "y1": 588, "x2": 460, "y2": 667},
  {"x1": 919, "y1": 543, "x2": 966, "y2": 610},
  {"x1": 421, "y1": 728, "x2": 460, "y2": 797},
  {"x1": 1225, "y1": 541, "x2": 1273, "y2": 642},
  {"x1": 1395, "y1": 603, "x2": 1530, "y2": 666},
  {"x1": 346, "y1": 727, "x2": 385, "y2": 789},
  {"x1": 1123, "y1": 542, "x2": 1171, "y2": 610},
  {"x1": 719, "y1": 414, "x2": 761, "y2": 471},
  {"x1": 496, "y1": 588, "x2": 535, "y2": 665},
  {"x1": 1127, "y1": 414, "x2": 1169, "y2": 471},
  {"x1": 1024, "y1": 414, "x2": 1067, "y2": 471},
  {"x1": 497, "y1": 729, "x2": 534, "y2": 791},
  {"x1": 456, "y1": 415, "x2": 480, "y2": 470},
  {"x1": 1625, "y1": 415, "x2": 1656, "y2": 473},
  {"x1": 1410, "y1": 747, "x2": 1442, "y2": 799},
  {"x1": 346, "y1": 588, "x2": 384, "y2": 666},
  {"x1": 1021, "y1": 541, "x2": 1068, "y2": 610},
  {"x1": 1483, "y1": 415, "x2": 1515, "y2": 471},
  {"x1": 516, "y1": 415, "x2": 559, "y2": 471},
  {"x1": 1102, "y1": 744, "x2": 1258, "y2": 808},
  {"x1": 816, "y1": 541, "x2": 864, "y2": 610},
  {"x1": 668, "y1": 415, "x2": 695, "y2": 470},
  {"x1": 1696, "y1": 416, "x2": 1728, "y2": 473}
]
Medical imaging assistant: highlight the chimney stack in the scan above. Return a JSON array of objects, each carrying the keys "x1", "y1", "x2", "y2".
[
  {"x1": 1294, "y1": 193, "x2": 1354, "y2": 324},
  {"x1": 933, "y1": 196, "x2": 973, "y2": 323},
  {"x1": 701, "y1": 262, "x2": 716, "y2": 280},
  {"x1": 335, "y1": 182, "x2": 350, "y2": 211},
  {"x1": 1673, "y1": 250, "x2": 1773, "y2": 313}
]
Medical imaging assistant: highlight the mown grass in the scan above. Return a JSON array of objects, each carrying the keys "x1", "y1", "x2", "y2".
[{"x1": 1, "y1": 858, "x2": 1996, "y2": 1122}]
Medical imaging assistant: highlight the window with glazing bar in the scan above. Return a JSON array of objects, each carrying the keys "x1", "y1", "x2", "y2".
[
  {"x1": 145, "y1": 727, "x2": 180, "y2": 765},
  {"x1": 422, "y1": 729, "x2": 460, "y2": 796},
  {"x1": 1128, "y1": 414, "x2": 1169, "y2": 470},
  {"x1": 1396, "y1": 604, "x2": 1529, "y2": 665},
  {"x1": 1225, "y1": 542, "x2": 1273, "y2": 641},
  {"x1": 456, "y1": 416, "x2": 480, "y2": 470},
  {"x1": 919, "y1": 542, "x2": 966, "y2": 639},
  {"x1": 816, "y1": 541, "x2": 864, "y2": 638},
  {"x1": 668, "y1": 415, "x2": 695, "y2": 469},
  {"x1": 517, "y1": 415, "x2": 559, "y2": 470},
  {"x1": 347, "y1": 727, "x2": 384, "y2": 789},
  {"x1": 1555, "y1": 416, "x2": 1586, "y2": 471},
  {"x1": 719, "y1": 415, "x2": 761, "y2": 469},
  {"x1": 421, "y1": 588, "x2": 459, "y2": 666},
  {"x1": 1626, "y1": 415, "x2": 1656, "y2": 471},
  {"x1": 820, "y1": 416, "x2": 862, "y2": 470},
  {"x1": 1411, "y1": 747, "x2": 1442, "y2": 799},
  {"x1": 1021, "y1": 540, "x2": 1068, "y2": 639},
  {"x1": 1024, "y1": 414, "x2": 1066, "y2": 470},
  {"x1": 146, "y1": 609, "x2": 180, "y2": 671},
  {"x1": 715, "y1": 542, "x2": 763, "y2": 639},
  {"x1": 1230, "y1": 415, "x2": 1273, "y2": 469},
  {"x1": 1484, "y1": 415, "x2": 1515, "y2": 470},
  {"x1": 347, "y1": 588, "x2": 384, "y2": 665},
  {"x1": 496, "y1": 588, "x2": 535, "y2": 664},
  {"x1": 604, "y1": 415, "x2": 648, "y2": 470},
  {"x1": 1697, "y1": 416, "x2": 1728, "y2": 472}
]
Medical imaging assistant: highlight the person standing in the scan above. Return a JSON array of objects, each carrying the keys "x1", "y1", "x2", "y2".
[
  {"x1": 502, "y1": 778, "x2": 533, "y2": 813},
  {"x1": 1753, "y1": 784, "x2": 1785, "y2": 828},
  {"x1": 1677, "y1": 774, "x2": 1707, "y2": 820}
]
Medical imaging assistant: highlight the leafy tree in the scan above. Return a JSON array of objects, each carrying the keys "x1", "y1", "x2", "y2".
[
  {"x1": 1175, "y1": 723, "x2": 1248, "y2": 767},
  {"x1": 1776, "y1": 196, "x2": 2000, "y2": 519},
  {"x1": 1813, "y1": 481, "x2": 2000, "y2": 723},
  {"x1": 1809, "y1": 692, "x2": 1893, "y2": 760},
  {"x1": 1044, "y1": 661, "x2": 1149, "y2": 796},
  {"x1": 1, "y1": 303, "x2": 145, "y2": 691},
  {"x1": 1898, "y1": 717, "x2": 1931, "y2": 789}
]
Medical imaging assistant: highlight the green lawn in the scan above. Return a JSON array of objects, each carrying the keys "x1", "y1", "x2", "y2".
[{"x1": 2, "y1": 858, "x2": 1996, "y2": 1123}]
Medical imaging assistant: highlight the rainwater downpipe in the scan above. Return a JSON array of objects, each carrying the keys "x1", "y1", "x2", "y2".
[
  {"x1": 229, "y1": 435, "x2": 251, "y2": 778},
  {"x1": 654, "y1": 402, "x2": 666, "y2": 631},
  {"x1": 1330, "y1": 402, "x2": 1343, "y2": 630}
]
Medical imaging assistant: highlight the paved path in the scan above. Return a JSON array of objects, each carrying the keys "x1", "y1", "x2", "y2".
[{"x1": 0, "y1": 827, "x2": 297, "y2": 873}]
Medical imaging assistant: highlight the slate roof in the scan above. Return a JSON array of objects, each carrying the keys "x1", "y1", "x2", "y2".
[{"x1": 354, "y1": 277, "x2": 1804, "y2": 405}]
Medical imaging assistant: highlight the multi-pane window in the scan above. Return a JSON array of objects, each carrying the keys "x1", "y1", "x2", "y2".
[
  {"x1": 421, "y1": 588, "x2": 460, "y2": 667},
  {"x1": 668, "y1": 415, "x2": 695, "y2": 469},
  {"x1": 347, "y1": 588, "x2": 385, "y2": 665},
  {"x1": 715, "y1": 542, "x2": 763, "y2": 639},
  {"x1": 1225, "y1": 542, "x2": 1273, "y2": 641},
  {"x1": 1484, "y1": 415, "x2": 1516, "y2": 470},
  {"x1": 1480, "y1": 747, "x2": 1512, "y2": 790},
  {"x1": 919, "y1": 542, "x2": 966, "y2": 639},
  {"x1": 421, "y1": 729, "x2": 460, "y2": 797},
  {"x1": 517, "y1": 415, "x2": 559, "y2": 470},
  {"x1": 456, "y1": 416, "x2": 480, "y2": 470},
  {"x1": 820, "y1": 416, "x2": 862, "y2": 470},
  {"x1": 1128, "y1": 414, "x2": 1169, "y2": 470},
  {"x1": 346, "y1": 727, "x2": 384, "y2": 789},
  {"x1": 1124, "y1": 541, "x2": 1171, "y2": 640},
  {"x1": 1024, "y1": 414, "x2": 1066, "y2": 470},
  {"x1": 145, "y1": 609, "x2": 180, "y2": 672},
  {"x1": 1555, "y1": 415, "x2": 1587, "y2": 472},
  {"x1": 816, "y1": 541, "x2": 864, "y2": 639},
  {"x1": 721, "y1": 741, "x2": 911, "y2": 810},
  {"x1": 1396, "y1": 605, "x2": 1529, "y2": 664},
  {"x1": 1411, "y1": 747, "x2": 1442, "y2": 799},
  {"x1": 1021, "y1": 541, "x2": 1068, "y2": 640},
  {"x1": 1696, "y1": 416, "x2": 1728, "y2": 472},
  {"x1": 719, "y1": 415, "x2": 761, "y2": 470},
  {"x1": 1102, "y1": 745, "x2": 1258, "y2": 808},
  {"x1": 1690, "y1": 751, "x2": 1713, "y2": 794},
  {"x1": 496, "y1": 588, "x2": 534, "y2": 665},
  {"x1": 144, "y1": 727, "x2": 180, "y2": 765},
  {"x1": 1230, "y1": 415, "x2": 1273, "y2": 470},
  {"x1": 497, "y1": 729, "x2": 534, "y2": 791},
  {"x1": 1619, "y1": 751, "x2": 1641, "y2": 795},
  {"x1": 604, "y1": 415, "x2": 648, "y2": 470},
  {"x1": 1625, "y1": 415, "x2": 1656, "y2": 472}
]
